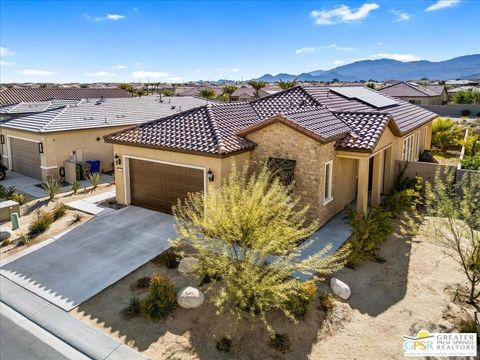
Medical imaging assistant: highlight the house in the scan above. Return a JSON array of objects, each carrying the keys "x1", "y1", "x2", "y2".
[
  {"x1": 447, "y1": 85, "x2": 480, "y2": 99},
  {"x1": 445, "y1": 79, "x2": 478, "y2": 87},
  {"x1": 0, "y1": 96, "x2": 211, "y2": 181},
  {"x1": 379, "y1": 82, "x2": 447, "y2": 105},
  {"x1": 104, "y1": 85, "x2": 437, "y2": 225},
  {"x1": 176, "y1": 86, "x2": 223, "y2": 98},
  {"x1": 231, "y1": 86, "x2": 281, "y2": 102},
  {"x1": 0, "y1": 88, "x2": 132, "y2": 106}
]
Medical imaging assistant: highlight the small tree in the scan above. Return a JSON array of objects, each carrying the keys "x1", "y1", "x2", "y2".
[
  {"x1": 424, "y1": 172, "x2": 480, "y2": 309},
  {"x1": 431, "y1": 117, "x2": 463, "y2": 152},
  {"x1": 173, "y1": 163, "x2": 350, "y2": 331},
  {"x1": 248, "y1": 80, "x2": 267, "y2": 97},
  {"x1": 278, "y1": 79, "x2": 298, "y2": 89},
  {"x1": 199, "y1": 87, "x2": 217, "y2": 99}
]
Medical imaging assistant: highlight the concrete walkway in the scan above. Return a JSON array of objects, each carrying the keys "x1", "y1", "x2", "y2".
[
  {"x1": 66, "y1": 190, "x2": 116, "y2": 216},
  {"x1": 0, "y1": 276, "x2": 146, "y2": 360},
  {"x1": 1, "y1": 171, "x2": 114, "y2": 199},
  {"x1": 0, "y1": 206, "x2": 175, "y2": 310}
]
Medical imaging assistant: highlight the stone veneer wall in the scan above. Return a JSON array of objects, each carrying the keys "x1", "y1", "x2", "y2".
[
  {"x1": 245, "y1": 122, "x2": 339, "y2": 226},
  {"x1": 41, "y1": 166, "x2": 60, "y2": 183}
]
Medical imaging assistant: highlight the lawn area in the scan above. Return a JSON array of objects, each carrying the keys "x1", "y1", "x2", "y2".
[
  {"x1": 70, "y1": 217, "x2": 474, "y2": 359},
  {"x1": 432, "y1": 149, "x2": 461, "y2": 166}
]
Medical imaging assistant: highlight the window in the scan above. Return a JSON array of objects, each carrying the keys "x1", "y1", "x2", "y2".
[
  {"x1": 402, "y1": 131, "x2": 420, "y2": 162},
  {"x1": 324, "y1": 160, "x2": 333, "y2": 205},
  {"x1": 267, "y1": 157, "x2": 296, "y2": 187},
  {"x1": 408, "y1": 99, "x2": 421, "y2": 105}
]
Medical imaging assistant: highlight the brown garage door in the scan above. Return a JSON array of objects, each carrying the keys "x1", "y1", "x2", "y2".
[
  {"x1": 129, "y1": 158, "x2": 204, "y2": 214},
  {"x1": 10, "y1": 138, "x2": 42, "y2": 179}
]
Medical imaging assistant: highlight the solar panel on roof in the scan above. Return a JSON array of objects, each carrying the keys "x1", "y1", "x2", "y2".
[{"x1": 329, "y1": 87, "x2": 398, "y2": 108}]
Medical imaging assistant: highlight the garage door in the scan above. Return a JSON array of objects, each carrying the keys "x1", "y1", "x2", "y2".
[
  {"x1": 10, "y1": 138, "x2": 42, "y2": 179},
  {"x1": 129, "y1": 158, "x2": 204, "y2": 214}
]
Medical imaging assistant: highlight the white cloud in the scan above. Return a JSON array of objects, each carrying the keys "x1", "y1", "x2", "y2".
[
  {"x1": 85, "y1": 71, "x2": 115, "y2": 77},
  {"x1": 133, "y1": 7, "x2": 138, "y2": 12},
  {"x1": 216, "y1": 68, "x2": 241, "y2": 73},
  {"x1": 112, "y1": 65, "x2": 127, "y2": 69},
  {"x1": 17, "y1": 69, "x2": 55, "y2": 76},
  {"x1": 375, "y1": 53, "x2": 420, "y2": 61},
  {"x1": 335, "y1": 46, "x2": 355, "y2": 51},
  {"x1": 295, "y1": 47, "x2": 316, "y2": 54},
  {"x1": 311, "y1": 3, "x2": 380, "y2": 25},
  {"x1": 426, "y1": 0, "x2": 460, "y2": 12},
  {"x1": 84, "y1": 13, "x2": 126, "y2": 22},
  {"x1": 377, "y1": 41, "x2": 385, "y2": 46},
  {"x1": 333, "y1": 60, "x2": 345, "y2": 65},
  {"x1": 165, "y1": 77, "x2": 183, "y2": 83},
  {"x1": 106, "y1": 14, "x2": 125, "y2": 21},
  {"x1": 0, "y1": 47, "x2": 14, "y2": 56},
  {"x1": 0, "y1": 60, "x2": 15, "y2": 66},
  {"x1": 230, "y1": 68, "x2": 240, "y2": 72},
  {"x1": 391, "y1": 10, "x2": 412, "y2": 21},
  {"x1": 131, "y1": 71, "x2": 169, "y2": 79}
]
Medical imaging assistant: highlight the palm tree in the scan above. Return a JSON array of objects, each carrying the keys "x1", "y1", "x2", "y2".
[
  {"x1": 248, "y1": 80, "x2": 267, "y2": 98},
  {"x1": 220, "y1": 85, "x2": 238, "y2": 102},
  {"x1": 199, "y1": 88, "x2": 217, "y2": 100},
  {"x1": 431, "y1": 117, "x2": 463, "y2": 152},
  {"x1": 135, "y1": 88, "x2": 147, "y2": 97},
  {"x1": 278, "y1": 79, "x2": 298, "y2": 89}
]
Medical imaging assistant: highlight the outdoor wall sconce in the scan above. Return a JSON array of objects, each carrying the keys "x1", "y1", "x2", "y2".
[
  {"x1": 114, "y1": 154, "x2": 121, "y2": 166},
  {"x1": 38, "y1": 142, "x2": 44, "y2": 154},
  {"x1": 0, "y1": 135, "x2": 4, "y2": 144},
  {"x1": 207, "y1": 169, "x2": 214, "y2": 182}
]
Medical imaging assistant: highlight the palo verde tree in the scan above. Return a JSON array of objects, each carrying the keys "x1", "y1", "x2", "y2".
[
  {"x1": 424, "y1": 171, "x2": 480, "y2": 309},
  {"x1": 172, "y1": 163, "x2": 350, "y2": 331}
]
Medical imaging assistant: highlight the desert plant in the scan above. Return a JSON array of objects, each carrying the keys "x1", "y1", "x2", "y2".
[
  {"x1": 216, "y1": 336, "x2": 232, "y2": 352},
  {"x1": 248, "y1": 80, "x2": 267, "y2": 97},
  {"x1": 269, "y1": 333, "x2": 291, "y2": 354},
  {"x1": 42, "y1": 179, "x2": 62, "y2": 201},
  {"x1": 140, "y1": 273, "x2": 177, "y2": 321},
  {"x1": 424, "y1": 171, "x2": 480, "y2": 309},
  {"x1": 161, "y1": 89, "x2": 175, "y2": 97},
  {"x1": 382, "y1": 189, "x2": 420, "y2": 214},
  {"x1": 28, "y1": 209, "x2": 54, "y2": 236},
  {"x1": 121, "y1": 296, "x2": 142, "y2": 319},
  {"x1": 130, "y1": 276, "x2": 151, "y2": 291},
  {"x1": 1, "y1": 238, "x2": 12, "y2": 247},
  {"x1": 457, "y1": 313, "x2": 480, "y2": 340},
  {"x1": 10, "y1": 192, "x2": 25, "y2": 204},
  {"x1": 154, "y1": 249, "x2": 181, "y2": 269},
  {"x1": 460, "y1": 154, "x2": 480, "y2": 170},
  {"x1": 0, "y1": 185, "x2": 16, "y2": 199},
  {"x1": 285, "y1": 280, "x2": 317, "y2": 320},
  {"x1": 16, "y1": 233, "x2": 30, "y2": 246},
  {"x1": 70, "y1": 212, "x2": 83, "y2": 224},
  {"x1": 431, "y1": 117, "x2": 463, "y2": 152},
  {"x1": 199, "y1": 88, "x2": 217, "y2": 99},
  {"x1": 70, "y1": 179, "x2": 81, "y2": 195},
  {"x1": 459, "y1": 132, "x2": 480, "y2": 157},
  {"x1": 173, "y1": 163, "x2": 350, "y2": 332},
  {"x1": 88, "y1": 172, "x2": 102, "y2": 191},
  {"x1": 319, "y1": 292, "x2": 336, "y2": 313},
  {"x1": 278, "y1": 79, "x2": 298, "y2": 89},
  {"x1": 52, "y1": 202, "x2": 66, "y2": 220}
]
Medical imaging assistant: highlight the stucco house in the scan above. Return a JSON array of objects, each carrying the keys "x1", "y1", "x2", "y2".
[
  {"x1": 0, "y1": 96, "x2": 210, "y2": 181},
  {"x1": 104, "y1": 85, "x2": 437, "y2": 226},
  {"x1": 380, "y1": 82, "x2": 447, "y2": 105}
]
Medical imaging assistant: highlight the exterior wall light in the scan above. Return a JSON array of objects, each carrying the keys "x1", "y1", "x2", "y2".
[
  {"x1": 38, "y1": 142, "x2": 44, "y2": 154},
  {"x1": 114, "y1": 154, "x2": 121, "y2": 166},
  {"x1": 0, "y1": 135, "x2": 4, "y2": 144},
  {"x1": 207, "y1": 168, "x2": 214, "y2": 182}
]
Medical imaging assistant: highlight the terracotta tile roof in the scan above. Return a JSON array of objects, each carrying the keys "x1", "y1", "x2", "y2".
[
  {"x1": 0, "y1": 88, "x2": 132, "y2": 106},
  {"x1": 105, "y1": 85, "x2": 438, "y2": 155}
]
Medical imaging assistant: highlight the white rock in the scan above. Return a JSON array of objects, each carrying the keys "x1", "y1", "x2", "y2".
[
  {"x1": 178, "y1": 257, "x2": 199, "y2": 274},
  {"x1": 177, "y1": 287, "x2": 205, "y2": 309},
  {"x1": 0, "y1": 226, "x2": 12, "y2": 241},
  {"x1": 330, "y1": 278, "x2": 351, "y2": 300}
]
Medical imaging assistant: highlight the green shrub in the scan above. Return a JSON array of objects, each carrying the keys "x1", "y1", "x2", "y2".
[
  {"x1": 130, "y1": 276, "x2": 151, "y2": 291},
  {"x1": 70, "y1": 180, "x2": 81, "y2": 195},
  {"x1": 285, "y1": 281, "x2": 317, "y2": 320},
  {"x1": 153, "y1": 250, "x2": 181, "y2": 269},
  {"x1": 140, "y1": 273, "x2": 177, "y2": 321},
  {"x1": 10, "y1": 192, "x2": 25, "y2": 204},
  {"x1": 28, "y1": 209, "x2": 54, "y2": 236},
  {"x1": 42, "y1": 179, "x2": 62, "y2": 201},
  {"x1": 121, "y1": 296, "x2": 142, "y2": 319},
  {"x1": 431, "y1": 117, "x2": 463, "y2": 151},
  {"x1": 382, "y1": 189, "x2": 419, "y2": 214},
  {"x1": 1, "y1": 238, "x2": 12, "y2": 247},
  {"x1": 269, "y1": 333, "x2": 291, "y2": 354},
  {"x1": 17, "y1": 233, "x2": 30, "y2": 246},
  {"x1": 216, "y1": 336, "x2": 232, "y2": 352},
  {"x1": 319, "y1": 292, "x2": 335, "y2": 313},
  {"x1": 460, "y1": 154, "x2": 480, "y2": 170},
  {"x1": 88, "y1": 173, "x2": 102, "y2": 191},
  {"x1": 0, "y1": 185, "x2": 16, "y2": 200},
  {"x1": 457, "y1": 314, "x2": 480, "y2": 341},
  {"x1": 53, "y1": 203, "x2": 67, "y2": 220},
  {"x1": 345, "y1": 206, "x2": 394, "y2": 267}
]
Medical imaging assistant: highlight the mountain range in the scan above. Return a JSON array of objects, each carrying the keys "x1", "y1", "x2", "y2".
[{"x1": 257, "y1": 55, "x2": 480, "y2": 82}]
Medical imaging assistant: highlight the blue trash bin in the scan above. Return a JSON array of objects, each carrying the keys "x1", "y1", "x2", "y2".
[{"x1": 86, "y1": 160, "x2": 101, "y2": 174}]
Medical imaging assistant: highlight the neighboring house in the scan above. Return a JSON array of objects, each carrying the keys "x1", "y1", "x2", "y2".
[
  {"x1": 104, "y1": 85, "x2": 437, "y2": 226},
  {"x1": 176, "y1": 86, "x2": 223, "y2": 98},
  {"x1": 0, "y1": 96, "x2": 210, "y2": 181},
  {"x1": 445, "y1": 79, "x2": 478, "y2": 87},
  {"x1": 231, "y1": 86, "x2": 276, "y2": 101},
  {"x1": 447, "y1": 85, "x2": 480, "y2": 99},
  {"x1": 380, "y1": 82, "x2": 447, "y2": 105},
  {"x1": 0, "y1": 88, "x2": 132, "y2": 106}
]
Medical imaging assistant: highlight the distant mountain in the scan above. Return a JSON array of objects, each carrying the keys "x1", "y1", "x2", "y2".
[{"x1": 257, "y1": 55, "x2": 480, "y2": 82}]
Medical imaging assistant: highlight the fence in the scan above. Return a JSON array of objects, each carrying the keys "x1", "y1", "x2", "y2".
[{"x1": 420, "y1": 104, "x2": 480, "y2": 118}]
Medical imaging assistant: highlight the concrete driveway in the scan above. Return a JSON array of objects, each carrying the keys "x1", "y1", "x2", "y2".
[{"x1": 0, "y1": 206, "x2": 174, "y2": 311}]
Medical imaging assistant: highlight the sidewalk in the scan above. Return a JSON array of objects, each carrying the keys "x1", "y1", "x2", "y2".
[
  {"x1": 65, "y1": 190, "x2": 116, "y2": 215},
  {"x1": 0, "y1": 276, "x2": 147, "y2": 360}
]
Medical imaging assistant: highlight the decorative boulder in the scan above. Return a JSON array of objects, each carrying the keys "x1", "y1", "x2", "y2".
[
  {"x1": 178, "y1": 257, "x2": 199, "y2": 274},
  {"x1": 177, "y1": 287, "x2": 205, "y2": 309},
  {"x1": 0, "y1": 226, "x2": 12, "y2": 241},
  {"x1": 330, "y1": 278, "x2": 351, "y2": 300}
]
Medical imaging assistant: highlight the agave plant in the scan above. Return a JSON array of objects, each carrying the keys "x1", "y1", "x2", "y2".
[
  {"x1": 42, "y1": 178, "x2": 63, "y2": 201},
  {"x1": 70, "y1": 179, "x2": 81, "y2": 195},
  {"x1": 88, "y1": 172, "x2": 102, "y2": 191}
]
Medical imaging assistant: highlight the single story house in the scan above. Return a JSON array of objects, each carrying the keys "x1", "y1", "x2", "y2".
[
  {"x1": 0, "y1": 96, "x2": 211, "y2": 181},
  {"x1": 104, "y1": 85, "x2": 437, "y2": 225},
  {"x1": 380, "y1": 82, "x2": 447, "y2": 105},
  {"x1": 0, "y1": 87, "x2": 132, "y2": 106},
  {"x1": 231, "y1": 86, "x2": 280, "y2": 102}
]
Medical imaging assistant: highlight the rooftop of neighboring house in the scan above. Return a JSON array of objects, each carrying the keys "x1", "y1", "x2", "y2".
[
  {"x1": 445, "y1": 79, "x2": 478, "y2": 86},
  {"x1": 447, "y1": 85, "x2": 480, "y2": 93},
  {"x1": 380, "y1": 82, "x2": 445, "y2": 98},
  {"x1": 0, "y1": 96, "x2": 212, "y2": 133},
  {"x1": 176, "y1": 86, "x2": 224, "y2": 97},
  {"x1": 232, "y1": 86, "x2": 257, "y2": 97},
  {"x1": 104, "y1": 85, "x2": 437, "y2": 155},
  {"x1": 0, "y1": 99, "x2": 80, "y2": 114},
  {"x1": 0, "y1": 88, "x2": 133, "y2": 106}
]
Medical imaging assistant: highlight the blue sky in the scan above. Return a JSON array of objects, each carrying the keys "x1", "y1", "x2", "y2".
[{"x1": 1, "y1": 0, "x2": 479, "y2": 83}]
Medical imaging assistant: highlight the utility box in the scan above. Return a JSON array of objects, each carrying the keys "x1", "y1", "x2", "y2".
[
  {"x1": 0, "y1": 200, "x2": 20, "y2": 223},
  {"x1": 63, "y1": 161, "x2": 77, "y2": 184}
]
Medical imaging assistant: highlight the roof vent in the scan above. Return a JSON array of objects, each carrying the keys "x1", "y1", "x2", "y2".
[
  {"x1": 116, "y1": 114, "x2": 126, "y2": 118},
  {"x1": 95, "y1": 100, "x2": 102, "y2": 105},
  {"x1": 171, "y1": 105, "x2": 176, "y2": 110},
  {"x1": 84, "y1": 116, "x2": 94, "y2": 120}
]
